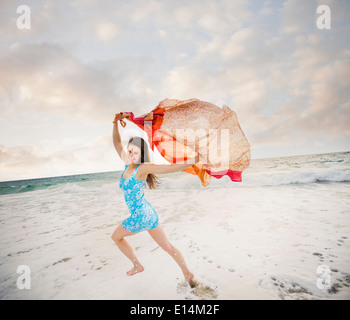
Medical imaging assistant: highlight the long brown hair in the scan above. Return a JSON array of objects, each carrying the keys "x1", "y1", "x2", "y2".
[{"x1": 127, "y1": 136, "x2": 161, "y2": 189}]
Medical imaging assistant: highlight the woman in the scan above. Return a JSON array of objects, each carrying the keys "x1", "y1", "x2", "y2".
[{"x1": 111, "y1": 112, "x2": 197, "y2": 286}]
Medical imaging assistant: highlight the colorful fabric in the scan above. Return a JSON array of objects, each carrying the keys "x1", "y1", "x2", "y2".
[
  {"x1": 119, "y1": 164, "x2": 159, "y2": 233},
  {"x1": 124, "y1": 98, "x2": 251, "y2": 187}
]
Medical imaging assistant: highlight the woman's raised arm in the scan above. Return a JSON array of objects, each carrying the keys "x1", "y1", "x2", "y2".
[{"x1": 112, "y1": 113, "x2": 129, "y2": 163}]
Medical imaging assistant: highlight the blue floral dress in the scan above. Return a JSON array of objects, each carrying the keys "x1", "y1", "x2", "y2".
[{"x1": 119, "y1": 164, "x2": 159, "y2": 233}]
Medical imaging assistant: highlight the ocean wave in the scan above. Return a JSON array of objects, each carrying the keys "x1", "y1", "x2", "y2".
[
  {"x1": 242, "y1": 169, "x2": 350, "y2": 187},
  {"x1": 154, "y1": 168, "x2": 350, "y2": 189},
  {"x1": 1, "y1": 169, "x2": 349, "y2": 195},
  {"x1": 1, "y1": 151, "x2": 350, "y2": 195}
]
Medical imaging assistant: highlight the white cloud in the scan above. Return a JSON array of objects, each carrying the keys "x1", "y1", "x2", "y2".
[
  {"x1": 280, "y1": 0, "x2": 316, "y2": 34},
  {"x1": 96, "y1": 21, "x2": 120, "y2": 41},
  {"x1": 0, "y1": 42, "x2": 159, "y2": 122},
  {"x1": 129, "y1": 0, "x2": 162, "y2": 23},
  {"x1": 0, "y1": 137, "x2": 120, "y2": 181}
]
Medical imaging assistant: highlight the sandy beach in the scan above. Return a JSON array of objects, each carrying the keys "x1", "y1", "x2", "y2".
[{"x1": 0, "y1": 151, "x2": 349, "y2": 299}]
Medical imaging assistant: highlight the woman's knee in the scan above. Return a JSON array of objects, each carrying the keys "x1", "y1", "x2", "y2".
[
  {"x1": 112, "y1": 223, "x2": 129, "y2": 242},
  {"x1": 111, "y1": 230, "x2": 123, "y2": 242}
]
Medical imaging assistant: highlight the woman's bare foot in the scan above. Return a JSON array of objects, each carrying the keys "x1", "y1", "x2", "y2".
[
  {"x1": 126, "y1": 265, "x2": 144, "y2": 276},
  {"x1": 184, "y1": 272, "x2": 195, "y2": 287}
]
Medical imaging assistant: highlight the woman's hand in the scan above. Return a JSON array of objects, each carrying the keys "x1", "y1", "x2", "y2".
[{"x1": 113, "y1": 112, "x2": 130, "y2": 126}]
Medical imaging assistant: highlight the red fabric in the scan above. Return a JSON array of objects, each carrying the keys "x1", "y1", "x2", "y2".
[{"x1": 208, "y1": 169, "x2": 242, "y2": 182}]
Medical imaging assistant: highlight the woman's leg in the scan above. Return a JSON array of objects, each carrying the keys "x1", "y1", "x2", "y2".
[
  {"x1": 111, "y1": 223, "x2": 144, "y2": 276},
  {"x1": 147, "y1": 225, "x2": 194, "y2": 285}
]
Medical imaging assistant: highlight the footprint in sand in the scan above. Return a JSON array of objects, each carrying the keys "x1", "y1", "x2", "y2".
[{"x1": 177, "y1": 279, "x2": 218, "y2": 300}]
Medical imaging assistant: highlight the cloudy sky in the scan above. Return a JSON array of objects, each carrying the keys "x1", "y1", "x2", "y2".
[{"x1": 0, "y1": 0, "x2": 349, "y2": 181}]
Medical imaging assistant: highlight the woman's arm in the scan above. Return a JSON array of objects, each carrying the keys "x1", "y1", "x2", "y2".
[
  {"x1": 142, "y1": 153, "x2": 200, "y2": 175},
  {"x1": 112, "y1": 113, "x2": 128, "y2": 163},
  {"x1": 142, "y1": 163, "x2": 192, "y2": 175}
]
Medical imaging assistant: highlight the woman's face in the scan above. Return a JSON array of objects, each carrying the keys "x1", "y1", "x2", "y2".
[{"x1": 127, "y1": 144, "x2": 141, "y2": 164}]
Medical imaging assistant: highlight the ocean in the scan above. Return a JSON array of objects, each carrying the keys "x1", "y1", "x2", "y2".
[{"x1": 0, "y1": 151, "x2": 349, "y2": 299}]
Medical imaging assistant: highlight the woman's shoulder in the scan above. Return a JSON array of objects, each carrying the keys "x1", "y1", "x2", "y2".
[
  {"x1": 135, "y1": 163, "x2": 150, "y2": 180},
  {"x1": 138, "y1": 162, "x2": 155, "y2": 174}
]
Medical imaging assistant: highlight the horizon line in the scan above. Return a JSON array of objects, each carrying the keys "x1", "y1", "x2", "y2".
[{"x1": 0, "y1": 149, "x2": 349, "y2": 184}]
